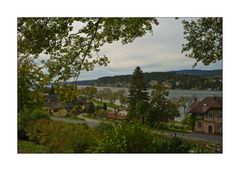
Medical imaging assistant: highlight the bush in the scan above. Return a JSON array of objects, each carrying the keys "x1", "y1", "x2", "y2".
[
  {"x1": 96, "y1": 109, "x2": 106, "y2": 118},
  {"x1": 95, "y1": 122, "x2": 155, "y2": 153},
  {"x1": 26, "y1": 119, "x2": 99, "y2": 153},
  {"x1": 18, "y1": 107, "x2": 50, "y2": 140},
  {"x1": 18, "y1": 140, "x2": 48, "y2": 153},
  {"x1": 154, "y1": 135, "x2": 192, "y2": 153}
]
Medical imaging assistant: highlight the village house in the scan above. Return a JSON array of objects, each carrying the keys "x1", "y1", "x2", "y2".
[
  {"x1": 44, "y1": 94, "x2": 85, "y2": 116},
  {"x1": 106, "y1": 110, "x2": 128, "y2": 120},
  {"x1": 188, "y1": 96, "x2": 222, "y2": 135}
]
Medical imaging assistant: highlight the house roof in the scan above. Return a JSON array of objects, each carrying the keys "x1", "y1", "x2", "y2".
[
  {"x1": 46, "y1": 94, "x2": 58, "y2": 102},
  {"x1": 188, "y1": 96, "x2": 222, "y2": 114},
  {"x1": 106, "y1": 112, "x2": 127, "y2": 120}
]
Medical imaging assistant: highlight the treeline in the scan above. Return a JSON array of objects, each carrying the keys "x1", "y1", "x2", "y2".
[{"x1": 72, "y1": 70, "x2": 222, "y2": 90}]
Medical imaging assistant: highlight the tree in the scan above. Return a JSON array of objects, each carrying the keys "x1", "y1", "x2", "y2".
[
  {"x1": 117, "y1": 89, "x2": 127, "y2": 107},
  {"x1": 103, "y1": 102, "x2": 107, "y2": 111},
  {"x1": 96, "y1": 90, "x2": 104, "y2": 102},
  {"x1": 18, "y1": 58, "x2": 48, "y2": 112},
  {"x1": 17, "y1": 18, "x2": 158, "y2": 114},
  {"x1": 109, "y1": 91, "x2": 118, "y2": 104},
  {"x1": 128, "y1": 66, "x2": 149, "y2": 120},
  {"x1": 80, "y1": 86, "x2": 97, "y2": 99},
  {"x1": 18, "y1": 18, "x2": 159, "y2": 82},
  {"x1": 182, "y1": 18, "x2": 222, "y2": 67},
  {"x1": 178, "y1": 96, "x2": 190, "y2": 116},
  {"x1": 148, "y1": 84, "x2": 179, "y2": 126},
  {"x1": 49, "y1": 85, "x2": 55, "y2": 94},
  {"x1": 86, "y1": 102, "x2": 95, "y2": 115},
  {"x1": 55, "y1": 84, "x2": 80, "y2": 104},
  {"x1": 102, "y1": 88, "x2": 112, "y2": 102}
]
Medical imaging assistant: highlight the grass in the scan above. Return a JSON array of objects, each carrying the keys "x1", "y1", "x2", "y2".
[
  {"x1": 18, "y1": 140, "x2": 48, "y2": 153},
  {"x1": 92, "y1": 99, "x2": 121, "y2": 109}
]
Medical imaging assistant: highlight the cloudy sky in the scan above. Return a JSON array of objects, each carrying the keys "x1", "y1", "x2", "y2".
[
  {"x1": 38, "y1": 18, "x2": 222, "y2": 81},
  {"x1": 76, "y1": 18, "x2": 222, "y2": 81}
]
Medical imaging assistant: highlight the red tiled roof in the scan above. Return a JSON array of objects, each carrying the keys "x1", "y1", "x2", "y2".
[
  {"x1": 106, "y1": 112, "x2": 127, "y2": 120},
  {"x1": 188, "y1": 96, "x2": 222, "y2": 114}
]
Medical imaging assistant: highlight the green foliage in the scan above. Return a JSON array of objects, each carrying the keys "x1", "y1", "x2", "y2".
[
  {"x1": 182, "y1": 18, "x2": 222, "y2": 66},
  {"x1": 103, "y1": 102, "x2": 107, "y2": 110},
  {"x1": 22, "y1": 119, "x2": 221, "y2": 153},
  {"x1": 148, "y1": 84, "x2": 179, "y2": 125},
  {"x1": 18, "y1": 18, "x2": 158, "y2": 82},
  {"x1": 85, "y1": 102, "x2": 95, "y2": 115},
  {"x1": 93, "y1": 70, "x2": 222, "y2": 90},
  {"x1": 18, "y1": 140, "x2": 49, "y2": 153},
  {"x1": 18, "y1": 108, "x2": 50, "y2": 140},
  {"x1": 95, "y1": 122, "x2": 155, "y2": 153},
  {"x1": 117, "y1": 89, "x2": 127, "y2": 107},
  {"x1": 79, "y1": 86, "x2": 97, "y2": 99},
  {"x1": 154, "y1": 135, "x2": 192, "y2": 153},
  {"x1": 18, "y1": 58, "x2": 48, "y2": 112},
  {"x1": 55, "y1": 84, "x2": 80, "y2": 103},
  {"x1": 26, "y1": 119, "x2": 98, "y2": 153},
  {"x1": 181, "y1": 114, "x2": 197, "y2": 131},
  {"x1": 128, "y1": 66, "x2": 149, "y2": 120}
]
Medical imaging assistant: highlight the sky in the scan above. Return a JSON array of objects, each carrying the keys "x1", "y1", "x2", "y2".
[
  {"x1": 38, "y1": 18, "x2": 222, "y2": 81},
  {"x1": 76, "y1": 18, "x2": 222, "y2": 81}
]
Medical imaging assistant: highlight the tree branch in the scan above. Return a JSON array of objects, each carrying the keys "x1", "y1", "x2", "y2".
[{"x1": 74, "y1": 18, "x2": 102, "y2": 81}]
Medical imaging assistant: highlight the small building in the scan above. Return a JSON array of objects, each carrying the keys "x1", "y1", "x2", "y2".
[
  {"x1": 188, "y1": 96, "x2": 222, "y2": 135},
  {"x1": 106, "y1": 110, "x2": 127, "y2": 120},
  {"x1": 44, "y1": 94, "x2": 85, "y2": 116}
]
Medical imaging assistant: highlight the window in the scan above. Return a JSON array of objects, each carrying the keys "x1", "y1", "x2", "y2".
[
  {"x1": 207, "y1": 111, "x2": 213, "y2": 118},
  {"x1": 218, "y1": 112, "x2": 222, "y2": 119},
  {"x1": 197, "y1": 121, "x2": 202, "y2": 128},
  {"x1": 217, "y1": 123, "x2": 222, "y2": 130}
]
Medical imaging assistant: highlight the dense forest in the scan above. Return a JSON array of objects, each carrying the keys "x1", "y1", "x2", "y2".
[{"x1": 71, "y1": 70, "x2": 222, "y2": 90}]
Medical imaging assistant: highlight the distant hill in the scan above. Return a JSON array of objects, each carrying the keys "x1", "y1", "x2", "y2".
[
  {"x1": 170, "y1": 69, "x2": 222, "y2": 77},
  {"x1": 70, "y1": 69, "x2": 222, "y2": 90}
]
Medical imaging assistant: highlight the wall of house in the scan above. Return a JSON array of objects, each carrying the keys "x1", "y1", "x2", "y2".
[
  {"x1": 194, "y1": 109, "x2": 222, "y2": 135},
  {"x1": 51, "y1": 108, "x2": 68, "y2": 117}
]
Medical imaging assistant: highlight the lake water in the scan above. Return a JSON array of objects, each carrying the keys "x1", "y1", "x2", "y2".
[{"x1": 78, "y1": 85, "x2": 222, "y2": 100}]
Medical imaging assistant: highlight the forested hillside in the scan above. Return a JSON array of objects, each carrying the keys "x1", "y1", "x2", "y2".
[{"x1": 71, "y1": 70, "x2": 222, "y2": 90}]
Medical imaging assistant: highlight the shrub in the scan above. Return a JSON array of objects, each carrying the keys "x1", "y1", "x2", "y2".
[
  {"x1": 96, "y1": 109, "x2": 106, "y2": 118},
  {"x1": 18, "y1": 140, "x2": 48, "y2": 153},
  {"x1": 95, "y1": 122, "x2": 155, "y2": 153},
  {"x1": 18, "y1": 107, "x2": 50, "y2": 140},
  {"x1": 154, "y1": 134, "x2": 192, "y2": 153},
  {"x1": 26, "y1": 119, "x2": 100, "y2": 153}
]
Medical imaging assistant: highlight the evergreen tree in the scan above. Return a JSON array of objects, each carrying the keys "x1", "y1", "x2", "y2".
[
  {"x1": 128, "y1": 66, "x2": 149, "y2": 120},
  {"x1": 103, "y1": 102, "x2": 107, "y2": 111}
]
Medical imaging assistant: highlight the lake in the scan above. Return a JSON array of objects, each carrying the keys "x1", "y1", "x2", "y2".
[{"x1": 78, "y1": 85, "x2": 222, "y2": 101}]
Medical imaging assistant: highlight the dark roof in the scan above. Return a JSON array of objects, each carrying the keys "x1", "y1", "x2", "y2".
[
  {"x1": 188, "y1": 96, "x2": 222, "y2": 114},
  {"x1": 46, "y1": 94, "x2": 58, "y2": 102},
  {"x1": 48, "y1": 102, "x2": 65, "y2": 110}
]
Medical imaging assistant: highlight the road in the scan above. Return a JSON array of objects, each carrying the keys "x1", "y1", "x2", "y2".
[
  {"x1": 50, "y1": 116, "x2": 101, "y2": 127},
  {"x1": 50, "y1": 116, "x2": 222, "y2": 144},
  {"x1": 155, "y1": 130, "x2": 222, "y2": 144}
]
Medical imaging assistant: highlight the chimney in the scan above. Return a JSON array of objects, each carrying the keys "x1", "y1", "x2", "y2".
[{"x1": 203, "y1": 103, "x2": 207, "y2": 112}]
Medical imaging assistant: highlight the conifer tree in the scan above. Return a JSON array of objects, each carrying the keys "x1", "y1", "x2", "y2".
[{"x1": 128, "y1": 66, "x2": 149, "y2": 120}]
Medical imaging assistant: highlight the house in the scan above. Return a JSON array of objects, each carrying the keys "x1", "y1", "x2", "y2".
[
  {"x1": 106, "y1": 110, "x2": 128, "y2": 120},
  {"x1": 44, "y1": 94, "x2": 85, "y2": 116},
  {"x1": 188, "y1": 96, "x2": 222, "y2": 135}
]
